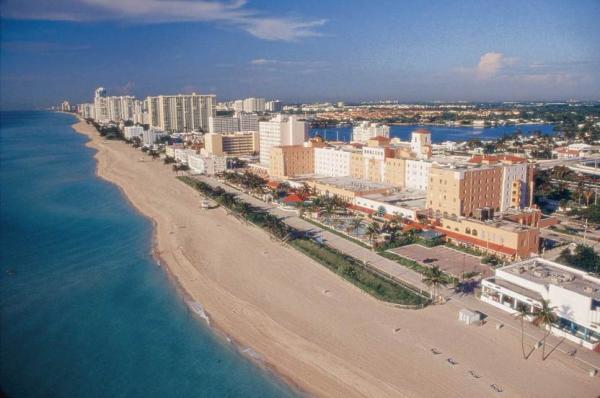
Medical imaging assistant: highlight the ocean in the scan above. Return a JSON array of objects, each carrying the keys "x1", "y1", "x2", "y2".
[
  {"x1": 0, "y1": 111, "x2": 297, "y2": 398},
  {"x1": 310, "y1": 123, "x2": 556, "y2": 143}
]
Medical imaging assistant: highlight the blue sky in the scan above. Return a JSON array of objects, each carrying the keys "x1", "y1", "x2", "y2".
[{"x1": 1, "y1": 0, "x2": 599, "y2": 109}]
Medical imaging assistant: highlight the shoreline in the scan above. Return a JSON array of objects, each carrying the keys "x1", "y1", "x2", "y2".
[
  {"x1": 71, "y1": 116, "x2": 306, "y2": 396},
  {"x1": 70, "y1": 115, "x2": 600, "y2": 397}
]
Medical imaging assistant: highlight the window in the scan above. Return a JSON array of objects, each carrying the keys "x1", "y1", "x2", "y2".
[
  {"x1": 465, "y1": 227, "x2": 471, "y2": 234},
  {"x1": 472, "y1": 229, "x2": 478, "y2": 236}
]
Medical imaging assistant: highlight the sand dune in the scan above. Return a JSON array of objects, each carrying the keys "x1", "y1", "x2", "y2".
[{"x1": 73, "y1": 119, "x2": 599, "y2": 397}]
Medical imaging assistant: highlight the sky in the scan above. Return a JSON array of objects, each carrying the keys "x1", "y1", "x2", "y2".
[{"x1": 0, "y1": 0, "x2": 599, "y2": 109}]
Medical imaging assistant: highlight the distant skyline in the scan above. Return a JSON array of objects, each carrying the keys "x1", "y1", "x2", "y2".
[{"x1": 1, "y1": 0, "x2": 599, "y2": 110}]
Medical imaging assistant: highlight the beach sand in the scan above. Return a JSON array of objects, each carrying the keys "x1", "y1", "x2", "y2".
[{"x1": 73, "y1": 119, "x2": 599, "y2": 397}]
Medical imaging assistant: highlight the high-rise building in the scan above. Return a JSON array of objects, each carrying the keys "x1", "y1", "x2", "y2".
[
  {"x1": 352, "y1": 121, "x2": 390, "y2": 143},
  {"x1": 91, "y1": 87, "x2": 137, "y2": 123},
  {"x1": 265, "y1": 100, "x2": 283, "y2": 112},
  {"x1": 145, "y1": 94, "x2": 215, "y2": 132},
  {"x1": 209, "y1": 116, "x2": 240, "y2": 134},
  {"x1": 94, "y1": 87, "x2": 109, "y2": 122},
  {"x1": 233, "y1": 100, "x2": 244, "y2": 113},
  {"x1": 77, "y1": 103, "x2": 95, "y2": 119},
  {"x1": 259, "y1": 115, "x2": 308, "y2": 167},
  {"x1": 238, "y1": 113, "x2": 259, "y2": 131},
  {"x1": 242, "y1": 97, "x2": 265, "y2": 113}
]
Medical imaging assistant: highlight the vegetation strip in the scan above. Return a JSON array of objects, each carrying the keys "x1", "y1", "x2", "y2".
[{"x1": 177, "y1": 175, "x2": 428, "y2": 306}]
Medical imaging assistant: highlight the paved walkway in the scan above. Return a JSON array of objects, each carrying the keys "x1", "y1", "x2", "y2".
[{"x1": 194, "y1": 175, "x2": 430, "y2": 293}]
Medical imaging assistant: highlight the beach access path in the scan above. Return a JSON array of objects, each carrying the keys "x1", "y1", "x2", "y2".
[{"x1": 194, "y1": 175, "x2": 431, "y2": 293}]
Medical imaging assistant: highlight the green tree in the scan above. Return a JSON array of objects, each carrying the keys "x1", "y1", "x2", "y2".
[
  {"x1": 422, "y1": 266, "x2": 448, "y2": 303},
  {"x1": 532, "y1": 300, "x2": 557, "y2": 361}
]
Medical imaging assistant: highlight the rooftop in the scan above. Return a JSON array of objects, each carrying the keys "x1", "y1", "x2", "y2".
[
  {"x1": 500, "y1": 258, "x2": 600, "y2": 300},
  {"x1": 312, "y1": 176, "x2": 391, "y2": 192}
]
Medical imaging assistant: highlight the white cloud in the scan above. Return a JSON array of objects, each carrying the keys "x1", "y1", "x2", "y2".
[
  {"x1": 475, "y1": 52, "x2": 517, "y2": 79},
  {"x1": 0, "y1": 0, "x2": 326, "y2": 42}
]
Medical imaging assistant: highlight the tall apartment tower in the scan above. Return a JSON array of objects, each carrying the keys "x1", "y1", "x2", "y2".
[
  {"x1": 94, "y1": 87, "x2": 109, "y2": 122},
  {"x1": 259, "y1": 115, "x2": 308, "y2": 166},
  {"x1": 145, "y1": 94, "x2": 215, "y2": 132}
]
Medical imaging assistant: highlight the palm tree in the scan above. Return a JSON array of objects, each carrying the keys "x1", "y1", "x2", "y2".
[
  {"x1": 583, "y1": 190, "x2": 593, "y2": 206},
  {"x1": 515, "y1": 303, "x2": 532, "y2": 360},
  {"x1": 422, "y1": 266, "x2": 448, "y2": 303},
  {"x1": 532, "y1": 299, "x2": 557, "y2": 361},
  {"x1": 347, "y1": 218, "x2": 362, "y2": 236},
  {"x1": 365, "y1": 222, "x2": 380, "y2": 249},
  {"x1": 298, "y1": 183, "x2": 313, "y2": 199}
]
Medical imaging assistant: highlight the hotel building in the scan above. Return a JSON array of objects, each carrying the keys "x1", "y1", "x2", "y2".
[
  {"x1": 203, "y1": 132, "x2": 259, "y2": 157},
  {"x1": 259, "y1": 114, "x2": 308, "y2": 167},
  {"x1": 481, "y1": 258, "x2": 600, "y2": 349},
  {"x1": 434, "y1": 216, "x2": 539, "y2": 259},
  {"x1": 314, "y1": 147, "x2": 352, "y2": 177},
  {"x1": 269, "y1": 145, "x2": 314, "y2": 179}
]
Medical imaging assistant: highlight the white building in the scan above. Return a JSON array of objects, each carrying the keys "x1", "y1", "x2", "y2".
[
  {"x1": 410, "y1": 129, "x2": 432, "y2": 159},
  {"x1": 233, "y1": 100, "x2": 244, "y2": 113},
  {"x1": 259, "y1": 115, "x2": 308, "y2": 166},
  {"x1": 209, "y1": 116, "x2": 240, "y2": 134},
  {"x1": 314, "y1": 147, "x2": 351, "y2": 177},
  {"x1": 405, "y1": 159, "x2": 432, "y2": 191},
  {"x1": 78, "y1": 103, "x2": 95, "y2": 119},
  {"x1": 238, "y1": 113, "x2": 259, "y2": 132},
  {"x1": 481, "y1": 258, "x2": 600, "y2": 350},
  {"x1": 265, "y1": 100, "x2": 283, "y2": 112},
  {"x1": 188, "y1": 153, "x2": 227, "y2": 176},
  {"x1": 352, "y1": 121, "x2": 390, "y2": 144},
  {"x1": 123, "y1": 125, "x2": 144, "y2": 140},
  {"x1": 146, "y1": 93, "x2": 216, "y2": 132},
  {"x1": 500, "y1": 162, "x2": 530, "y2": 211},
  {"x1": 353, "y1": 191, "x2": 426, "y2": 221},
  {"x1": 142, "y1": 128, "x2": 167, "y2": 146},
  {"x1": 242, "y1": 97, "x2": 265, "y2": 113}
]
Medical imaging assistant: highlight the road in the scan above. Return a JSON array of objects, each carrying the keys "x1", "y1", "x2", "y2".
[{"x1": 194, "y1": 175, "x2": 431, "y2": 293}]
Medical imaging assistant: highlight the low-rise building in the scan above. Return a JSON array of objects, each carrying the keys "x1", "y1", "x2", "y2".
[
  {"x1": 434, "y1": 216, "x2": 539, "y2": 259},
  {"x1": 123, "y1": 125, "x2": 144, "y2": 140},
  {"x1": 188, "y1": 153, "x2": 227, "y2": 175},
  {"x1": 481, "y1": 258, "x2": 600, "y2": 349},
  {"x1": 353, "y1": 190, "x2": 427, "y2": 221},
  {"x1": 308, "y1": 176, "x2": 391, "y2": 203}
]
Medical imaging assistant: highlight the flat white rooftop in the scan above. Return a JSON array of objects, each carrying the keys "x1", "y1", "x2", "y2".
[{"x1": 500, "y1": 258, "x2": 600, "y2": 300}]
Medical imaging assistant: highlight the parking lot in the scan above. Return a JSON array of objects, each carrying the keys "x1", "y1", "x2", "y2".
[{"x1": 389, "y1": 244, "x2": 493, "y2": 278}]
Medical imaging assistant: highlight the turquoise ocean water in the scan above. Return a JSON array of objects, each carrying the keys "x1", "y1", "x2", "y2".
[{"x1": 0, "y1": 111, "x2": 297, "y2": 398}]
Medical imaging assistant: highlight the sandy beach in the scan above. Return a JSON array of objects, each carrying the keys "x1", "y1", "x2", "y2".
[{"x1": 72, "y1": 118, "x2": 599, "y2": 397}]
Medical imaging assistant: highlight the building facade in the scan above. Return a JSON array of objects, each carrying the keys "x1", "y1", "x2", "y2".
[
  {"x1": 481, "y1": 258, "x2": 600, "y2": 350},
  {"x1": 314, "y1": 147, "x2": 352, "y2": 177},
  {"x1": 259, "y1": 115, "x2": 308, "y2": 166},
  {"x1": 352, "y1": 121, "x2": 390, "y2": 143},
  {"x1": 269, "y1": 145, "x2": 314, "y2": 179},
  {"x1": 146, "y1": 93, "x2": 215, "y2": 132}
]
